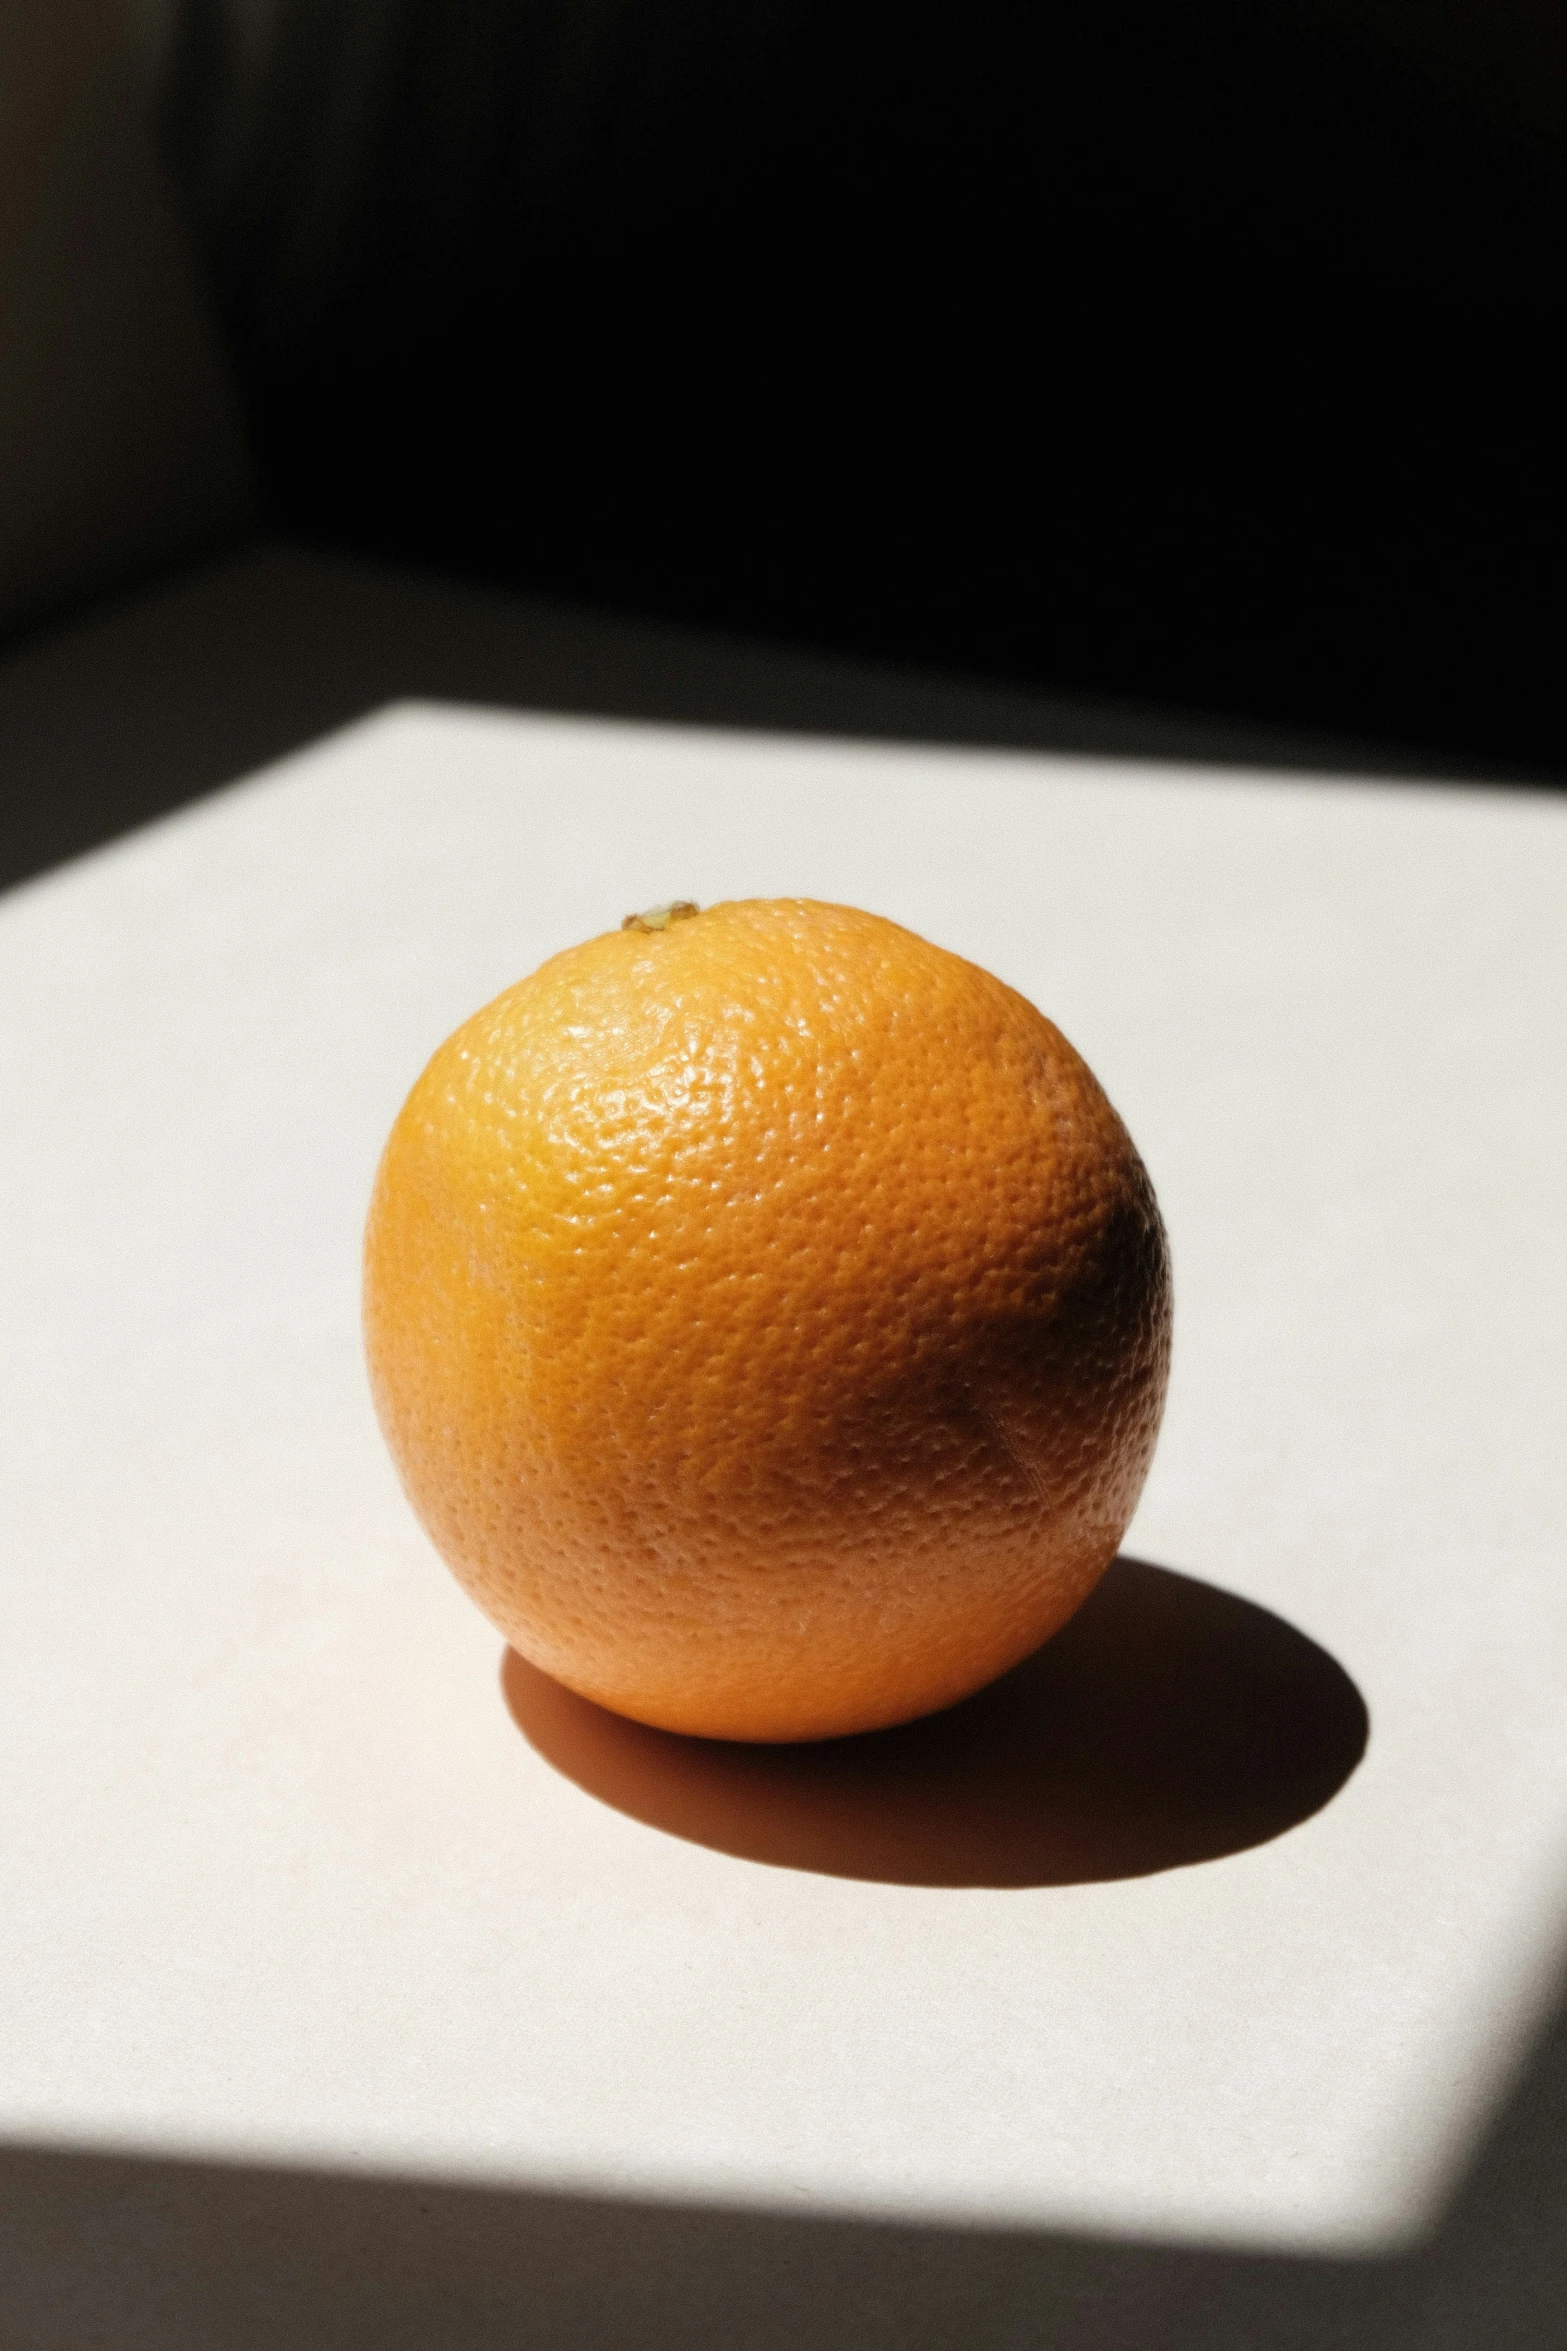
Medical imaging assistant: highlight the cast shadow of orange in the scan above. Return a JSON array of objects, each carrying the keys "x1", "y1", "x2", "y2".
[{"x1": 501, "y1": 1557, "x2": 1368, "y2": 1887}]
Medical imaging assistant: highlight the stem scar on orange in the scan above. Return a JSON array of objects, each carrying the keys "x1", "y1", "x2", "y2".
[{"x1": 363, "y1": 898, "x2": 1172, "y2": 1742}]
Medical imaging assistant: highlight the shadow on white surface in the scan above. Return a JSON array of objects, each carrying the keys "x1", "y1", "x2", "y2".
[
  {"x1": 503, "y1": 1557, "x2": 1369, "y2": 1888},
  {"x1": 3, "y1": 541, "x2": 1525, "y2": 901},
  {"x1": 4, "y1": 1984, "x2": 1566, "y2": 2351}
]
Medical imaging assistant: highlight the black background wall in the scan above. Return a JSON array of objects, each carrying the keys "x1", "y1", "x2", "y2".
[{"x1": 159, "y1": 1, "x2": 1566, "y2": 774}]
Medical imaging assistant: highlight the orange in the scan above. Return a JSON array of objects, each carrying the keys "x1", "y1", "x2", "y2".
[{"x1": 363, "y1": 899, "x2": 1172, "y2": 1742}]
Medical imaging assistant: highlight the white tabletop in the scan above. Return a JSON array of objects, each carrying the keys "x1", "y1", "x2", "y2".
[{"x1": 4, "y1": 706, "x2": 1566, "y2": 2290}]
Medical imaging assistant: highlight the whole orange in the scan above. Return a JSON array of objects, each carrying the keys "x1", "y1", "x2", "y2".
[{"x1": 364, "y1": 899, "x2": 1171, "y2": 1741}]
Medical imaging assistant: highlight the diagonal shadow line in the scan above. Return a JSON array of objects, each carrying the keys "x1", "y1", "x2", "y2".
[
  {"x1": 5, "y1": 537, "x2": 1538, "y2": 904},
  {"x1": 2, "y1": 1964, "x2": 1567, "y2": 2351},
  {"x1": 3, "y1": 1572, "x2": 1564, "y2": 2350}
]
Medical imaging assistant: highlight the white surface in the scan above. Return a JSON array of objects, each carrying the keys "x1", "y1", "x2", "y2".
[{"x1": 3, "y1": 704, "x2": 1566, "y2": 2253}]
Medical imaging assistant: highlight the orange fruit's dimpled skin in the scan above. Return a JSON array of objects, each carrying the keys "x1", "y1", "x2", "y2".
[{"x1": 364, "y1": 900, "x2": 1172, "y2": 1742}]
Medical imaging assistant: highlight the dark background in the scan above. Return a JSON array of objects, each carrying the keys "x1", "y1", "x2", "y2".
[{"x1": 156, "y1": 0, "x2": 1567, "y2": 778}]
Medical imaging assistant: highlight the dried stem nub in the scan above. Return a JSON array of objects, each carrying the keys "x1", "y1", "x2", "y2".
[{"x1": 622, "y1": 901, "x2": 701, "y2": 933}]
